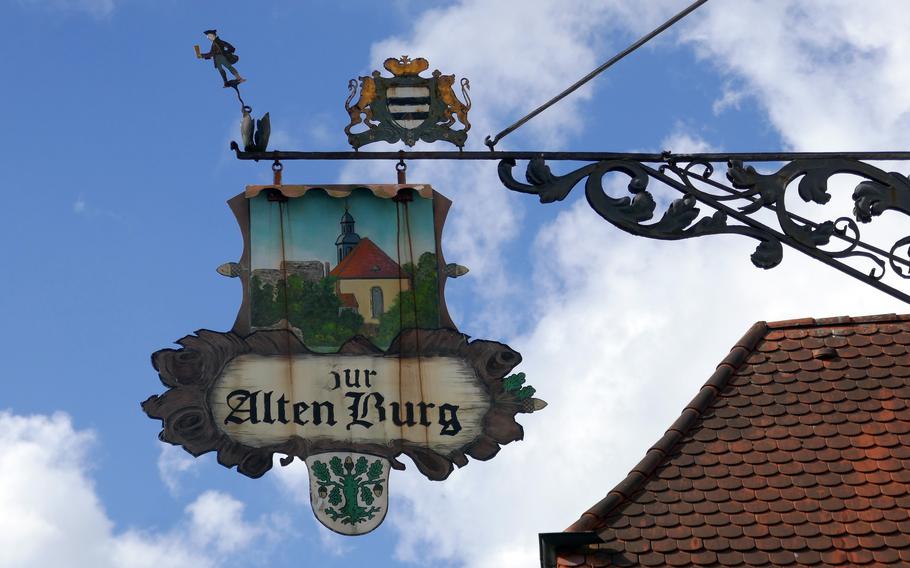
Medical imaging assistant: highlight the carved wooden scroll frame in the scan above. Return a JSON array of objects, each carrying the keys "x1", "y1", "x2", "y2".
[{"x1": 142, "y1": 328, "x2": 527, "y2": 481}]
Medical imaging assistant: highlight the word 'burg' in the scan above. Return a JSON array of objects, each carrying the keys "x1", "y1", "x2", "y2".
[{"x1": 222, "y1": 369, "x2": 462, "y2": 436}]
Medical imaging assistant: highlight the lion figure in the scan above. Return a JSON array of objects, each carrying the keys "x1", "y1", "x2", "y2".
[
  {"x1": 436, "y1": 74, "x2": 471, "y2": 132},
  {"x1": 344, "y1": 74, "x2": 378, "y2": 134}
]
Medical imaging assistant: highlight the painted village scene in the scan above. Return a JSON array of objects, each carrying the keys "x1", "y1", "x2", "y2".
[{"x1": 248, "y1": 187, "x2": 441, "y2": 351}]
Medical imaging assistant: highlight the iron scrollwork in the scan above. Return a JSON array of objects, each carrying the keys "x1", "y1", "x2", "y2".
[
  {"x1": 498, "y1": 156, "x2": 910, "y2": 304},
  {"x1": 499, "y1": 157, "x2": 782, "y2": 268}
]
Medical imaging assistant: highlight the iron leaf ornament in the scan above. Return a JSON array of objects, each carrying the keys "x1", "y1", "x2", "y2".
[
  {"x1": 499, "y1": 156, "x2": 910, "y2": 302},
  {"x1": 499, "y1": 157, "x2": 784, "y2": 270},
  {"x1": 344, "y1": 56, "x2": 472, "y2": 149}
]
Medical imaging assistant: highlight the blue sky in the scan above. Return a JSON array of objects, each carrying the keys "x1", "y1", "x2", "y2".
[
  {"x1": 249, "y1": 189, "x2": 436, "y2": 269},
  {"x1": 3, "y1": 1, "x2": 910, "y2": 567}
]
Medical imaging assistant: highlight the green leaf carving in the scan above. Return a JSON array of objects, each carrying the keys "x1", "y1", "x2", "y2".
[
  {"x1": 329, "y1": 456, "x2": 344, "y2": 476},
  {"x1": 328, "y1": 486, "x2": 342, "y2": 506},
  {"x1": 354, "y1": 456, "x2": 368, "y2": 476},
  {"x1": 502, "y1": 372, "x2": 526, "y2": 392},
  {"x1": 367, "y1": 459, "x2": 383, "y2": 480},
  {"x1": 360, "y1": 484, "x2": 375, "y2": 505},
  {"x1": 504, "y1": 371, "x2": 539, "y2": 401},
  {"x1": 312, "y1": 460, "x2": 330, "y2": 482},
  {"x1": 516, "y1": 385, "x2": 536, "y2": 400}
]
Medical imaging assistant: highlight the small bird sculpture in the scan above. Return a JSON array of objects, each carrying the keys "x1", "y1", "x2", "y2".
[
  {"x1": 239, "y1": 107, "x2": 271, "y2": 152},
  {"x1": 240, "y1": 106, "x2": 254, "y2": 150},
  {"x1": 254, "y1": 112, "x2": 271, "y2": 152}
]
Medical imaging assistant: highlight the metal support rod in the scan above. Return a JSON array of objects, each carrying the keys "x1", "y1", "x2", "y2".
[
  {"x1": 396, "y1": 158, "x2": 407, "y2": 184},
  {"x1": 232, "y1": 148, "x2": 910, "y2": 162},
  {"x1": 272, "y1": 160, "x2": 283, "y2": 185},
  {"x1": 484, "y1": 0, "x2": 710, "y2": 150}
]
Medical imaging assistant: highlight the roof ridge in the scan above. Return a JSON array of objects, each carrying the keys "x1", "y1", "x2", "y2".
[
  {"x1": 564, "y1": 320, "x2": 769, "y2": 533},
  {"x1": 765, "y1": 313, "x2": 910, "y2": 329}
]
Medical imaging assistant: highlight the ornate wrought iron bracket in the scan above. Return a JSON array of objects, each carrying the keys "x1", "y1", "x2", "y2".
[{"x1": 498, "y1": 156, "x2": 910, "y2": 304}]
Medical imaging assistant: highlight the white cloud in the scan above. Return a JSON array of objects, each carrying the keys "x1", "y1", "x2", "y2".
[
  {"x1": 71, "y1": 193, "x2": 125, "y2": 223},
  {"x1": 0, "y1": 411, "x2": 284, "y2": 568},
  {"x1": 267, "y1": 128, "x2": 300, "y2": 152},
  {"x1": 270, "y1": 459, "x2": 353, "y2": 557},
  {"x1": 660, "y1": 124, "x2": 717, "y2": 153},
  {"x1": 712, "y1": 83, "x2": 747, "y2": 115},
  {"x1": 333, "y1": 2, "x2": 910, "y2": 567},
  {"x1": 182, "y1": 491, "x2": 282, "y2": 556},
  {"x1": 157, "y1": 442, "x2": 199, "y2": 496},
  {"x1": 682, "y1": 0, "x2": 910, "y2": 151}
]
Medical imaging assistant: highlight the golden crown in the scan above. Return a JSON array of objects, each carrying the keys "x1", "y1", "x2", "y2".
[{"x1": 383, "y1": 55, "x2": 430, "y2": 77}]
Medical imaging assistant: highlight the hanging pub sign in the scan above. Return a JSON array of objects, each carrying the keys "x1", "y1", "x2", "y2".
[{"x1": 143, "y1": 182, "x2": 545, "y2": 535}]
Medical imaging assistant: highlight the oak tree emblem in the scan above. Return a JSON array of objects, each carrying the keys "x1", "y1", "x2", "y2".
[{"x1": 312, "y1": 455, "x2": 386, "y2": 526}]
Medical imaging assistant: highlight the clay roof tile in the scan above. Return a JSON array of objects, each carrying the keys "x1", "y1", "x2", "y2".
[{"x1": 557, "y1": 313, "x2": 910, "y2": 567}]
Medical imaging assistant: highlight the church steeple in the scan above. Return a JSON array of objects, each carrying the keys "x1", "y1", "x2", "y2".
[{"x1": 335, "y1": 206, "x2": 361, "y2": 263}]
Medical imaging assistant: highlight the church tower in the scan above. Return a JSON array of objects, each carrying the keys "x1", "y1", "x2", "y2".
[{"x1": 335, "y1": 208, "x2": 361, "y2": 263}]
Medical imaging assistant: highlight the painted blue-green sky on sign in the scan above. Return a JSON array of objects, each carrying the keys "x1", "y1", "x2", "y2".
[{"x1": 250, "y1": 189, "x2": 437, "y2": 270}]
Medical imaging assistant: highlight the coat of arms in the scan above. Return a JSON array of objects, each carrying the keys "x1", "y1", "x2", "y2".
[{"x1": 344, "y1": 56, "x2": 471, "y2": 149}]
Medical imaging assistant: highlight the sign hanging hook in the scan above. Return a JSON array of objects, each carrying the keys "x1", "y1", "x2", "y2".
[
  {"x1": 272, "y1": 160, "x2": 283, "y2": 186},
  {"x1": 396, "y1": 157, "x2": 407, "y2": 184}
]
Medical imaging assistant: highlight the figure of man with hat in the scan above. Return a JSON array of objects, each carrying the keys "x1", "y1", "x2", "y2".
[{"x1": 201, "y1": 29, "x2": 245, "y2": 87}]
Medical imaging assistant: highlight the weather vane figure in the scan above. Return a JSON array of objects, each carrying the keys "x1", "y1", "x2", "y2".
[
  {"x1": 195, "y1": 28, "x2": 268, "y2": 149},
  {"x1": 196, "y1": 29, "x2": 245, "y2": 89}
]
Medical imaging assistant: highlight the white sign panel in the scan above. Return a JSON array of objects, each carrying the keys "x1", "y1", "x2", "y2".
[{"x1": 211, "y1": 354, "x2": 489, "y2": 453}]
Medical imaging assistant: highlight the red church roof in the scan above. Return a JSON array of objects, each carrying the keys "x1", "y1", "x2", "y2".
[{"x1": 329, "y1": 238, "x2": 404, "y2": 279}]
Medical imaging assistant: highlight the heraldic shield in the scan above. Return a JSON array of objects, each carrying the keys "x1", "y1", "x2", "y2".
[
  {"x1": 344, "y1": 56, "x2": 471, "y2": 149},
  {"x1": 306, "y1": 452, "x2": 391, "y2": 535}
]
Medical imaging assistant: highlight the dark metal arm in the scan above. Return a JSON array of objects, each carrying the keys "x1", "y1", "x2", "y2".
[{"x1": 230, "y1": 144, "x2": 910, "y2": 163}]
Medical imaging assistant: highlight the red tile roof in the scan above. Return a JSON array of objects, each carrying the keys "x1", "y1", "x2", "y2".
[
  {"x1": 338, "y1": 293, "x2": 358, "y2": 308},
  {"x1": 555, "y1": 314, "x2": 910, "y2": 567},
  {"x1": 329, "y1": 238, "x2": 404, "y2": 279}
]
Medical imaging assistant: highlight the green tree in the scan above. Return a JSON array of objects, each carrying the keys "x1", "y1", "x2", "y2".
[
  {"x1": 250, "y1": 275, "x2": 285, "y2": 327},
  {"x1": 286, "y1": 275, "x2": 363, "y2": 349},
  {"x1": 250, "y1": 274, "x2": 363, "y2": 350},
  {"x1": 374, "y1": 252, "x2": 440, "y2": 348}
]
